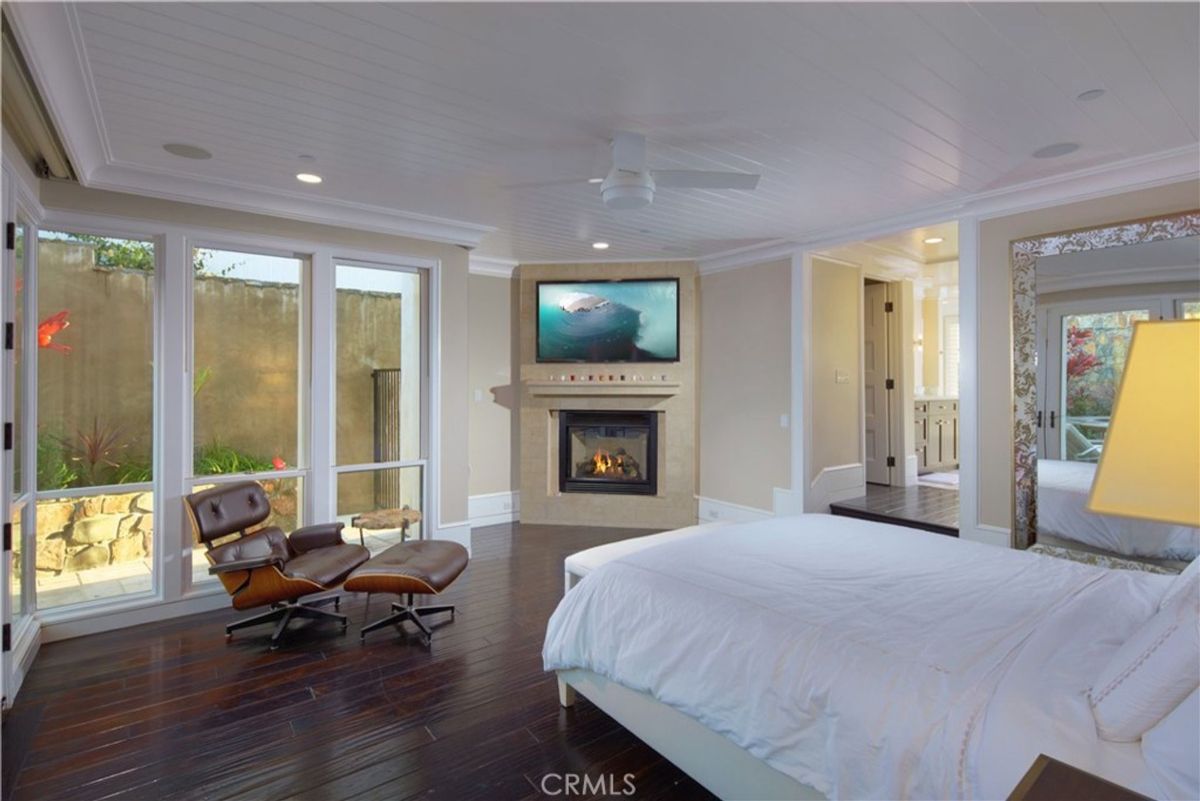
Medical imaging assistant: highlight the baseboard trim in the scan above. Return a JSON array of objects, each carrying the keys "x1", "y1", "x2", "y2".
[
  {"x1": 807, "y1": 463, "x2": 866, "y2": 512},
  {"x1": 697, "y1": 496, "x2": 773, "y2": 524},
  {"x1": 469, "y1": 491, "x2": 519, "y2": 528},
  {"x1": 436, "y1": 521, "x2": 473, "y2": 554}
]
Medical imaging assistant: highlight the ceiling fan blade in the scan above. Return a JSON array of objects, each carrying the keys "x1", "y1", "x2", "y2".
[
  {"x1": 651, "y1": 170, "x2": 760, "y2": 190},
  {"x1": 611, "y1": 131, "x2": 646, "y2": 172}
]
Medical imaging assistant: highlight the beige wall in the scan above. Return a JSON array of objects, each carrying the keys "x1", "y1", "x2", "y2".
[
  {"x1": 921, "y1": 296, "x2": 940, "y2": 391},
  {"x1": 698, "y1": 259, "x2": 791, "y2": 510},
  {"x1": 976, "y1": 178, "x2": 1200, "y2": 530},
  {"x1": 467, "y1": 273, "x2": 518, "y2": 497},
  {"x1": 39, "y1": 181, "x2": 473, "y2": 526},
  {"x1": 809, "y1": 257, "x2": 863, "y2": 482}
]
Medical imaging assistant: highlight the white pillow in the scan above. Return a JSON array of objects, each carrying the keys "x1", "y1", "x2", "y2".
[
  {"x1": 1142, "y1": 687, "x2": 1200, "y2": 801},
  {"x1": 1159, "y1": 557, "x2": 1200, "y2": 611},
  {"x1": 1089, "y1": 572, "x2": 1199, "y2": 741}
]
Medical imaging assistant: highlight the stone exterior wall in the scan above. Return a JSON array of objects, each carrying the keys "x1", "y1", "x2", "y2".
[{"x1": 35, "y1": 491, "x2": 155, "y2": 576}]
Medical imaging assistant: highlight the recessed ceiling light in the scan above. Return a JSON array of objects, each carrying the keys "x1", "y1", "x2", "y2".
[
  {"x1": 296, "y1": 173, "x2": 323, "y2": 184},
  {"x1": 587, "y1": 178, "x2": 603, "y2": 184},
  {"x1": 923, "y1": 236, "x2": 944, "y2": 245},
  {"x1": 163, "y1": 143, "x2": 212, "y2": 160},
  {"x1": 1076, "y1": 89, "x2": 1106, "y2": 102},
  {"x1": 1033, "y1": 142, "x2": 1080, "y2": 159},
  {"x1": 592, "y1": 241, "x2": 610, "y2": 250}
]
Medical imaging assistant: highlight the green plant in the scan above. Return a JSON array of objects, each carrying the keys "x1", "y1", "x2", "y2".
[
  {"x1": 116, "y1": 460, "x2": 153, "y2": 484},
  {"x1": 193, "y1": 365, "x2": 213, "y2": 396},
  {"x1": 37, "y1": 430, "x2": 78, "y2": 491},
  {"x1": 193, "y1": 442, "x2": 274, "y2": 476},
  {"x1": 60, "y1": 417, "x2": 128, "y2": 486}
]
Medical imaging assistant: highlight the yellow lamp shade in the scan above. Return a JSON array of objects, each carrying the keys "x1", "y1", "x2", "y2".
[{"x1": 1087, "y1": 319, "x2": 1200, "y2": 527}]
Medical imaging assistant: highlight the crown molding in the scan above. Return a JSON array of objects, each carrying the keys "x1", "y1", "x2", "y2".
[
  {"x1": 699, "y1": 145, "x2": 1198, "y2": 274},
  {"x1": 696, "y1": 240, "x2": 798, "y2": 274},
  {"x1": 516, "y1": 257, "x2": 696, "y2": 266},
  {"x1": 469, "y1": 255, "x2": 519, "y2": 277},
  {"x1": 86, "y1": 161, "x2": 494, "y2": 247},
  {"x1": 5, "y1": 3, "x2": 495, "y2": 249}
]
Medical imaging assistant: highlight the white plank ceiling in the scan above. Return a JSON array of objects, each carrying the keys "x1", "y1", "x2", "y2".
[{"x1": 56, "y1": 3, "x2": 1200, "y2": 260}]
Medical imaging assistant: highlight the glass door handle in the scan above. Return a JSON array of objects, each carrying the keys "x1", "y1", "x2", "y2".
[{"x1": 1049, "y1": 411, "x2": 1057, "y2": 429}]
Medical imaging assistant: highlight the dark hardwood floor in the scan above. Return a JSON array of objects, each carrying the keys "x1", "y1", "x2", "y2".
[
  {"x1": 829, "y1": 483, "x2": 959, "y2": 536},
  {"x1": 2, "y1": 524, "x2": 716, "y2": 801}
]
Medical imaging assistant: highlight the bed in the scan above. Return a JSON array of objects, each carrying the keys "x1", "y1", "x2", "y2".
[
  {"x1": 543, "y1": 514, "x2": 1197, "y2": 800},
  {"x1": 1037, "y1": 459, "x2": 1199, "y2": 564}
]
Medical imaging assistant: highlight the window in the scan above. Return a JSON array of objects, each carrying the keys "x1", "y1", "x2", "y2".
[
  {"x1": 192, "y1": 247, "x2": 306, "y2": 473},
  {"x1": 189, "y1": 246, "x2": 308, "y2": 584},
  {"x1": 1178, "y1": 299, "x2": 1200, "y2": 320},
  {"x1": 942, "y1": 315, "x2": 960, "y2": 398},
  {"x1": 36, "y1": 230, "x2": 156, "y2": 608},
  {"x1": 334, "y1": 264, "x2": 425, "y2": 553}
]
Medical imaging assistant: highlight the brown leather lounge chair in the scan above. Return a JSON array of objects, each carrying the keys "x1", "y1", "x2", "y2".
[{"x1": 185, "y1": 481, "x2": 370, "y2": 650}]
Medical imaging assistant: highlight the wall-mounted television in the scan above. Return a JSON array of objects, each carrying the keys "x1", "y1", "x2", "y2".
[{"x1": 536, "y1": 278, "x2": 680, "y2": 363}]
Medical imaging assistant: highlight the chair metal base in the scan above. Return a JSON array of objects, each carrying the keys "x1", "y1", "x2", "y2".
[
  {"x1": 360, "y1": 594, "x2": 455, "y2": 646},
  {"x1": 225, "y1": 595, "x2": 346, "y2": 650}
]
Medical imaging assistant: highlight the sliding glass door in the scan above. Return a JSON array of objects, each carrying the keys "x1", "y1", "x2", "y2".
[
  {"x1": 1040, "y1": 294, "x2": 1197, "y2": 461},
  {"x1": 333, "y1": 262, "x2": 426, "y2": 554},
  {"x1": 34, "y1": 230, "x2": 158, "y2": 608}
]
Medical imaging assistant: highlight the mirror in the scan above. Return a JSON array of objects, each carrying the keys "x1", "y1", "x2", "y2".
[{"x1": 1011, "y1": 212, "x2": 1200, "y2": 561}]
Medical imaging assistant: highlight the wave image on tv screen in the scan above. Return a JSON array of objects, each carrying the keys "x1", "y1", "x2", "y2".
[{"x1": 537, "y1": 280, "x2": 678, "y2": 362}]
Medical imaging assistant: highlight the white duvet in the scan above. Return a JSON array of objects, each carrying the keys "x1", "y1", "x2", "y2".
[
  {"x1": 1038, "y1": 459, "x2": 1199, "y2": 560},
  {"x1": 543, "y1": 514, "x2": 1173, "y2": 800}
]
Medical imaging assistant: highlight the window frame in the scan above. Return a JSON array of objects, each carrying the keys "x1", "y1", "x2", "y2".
[
  {"x1": 18, "y1": 210, "x2": 442, "y2": 626},
  {"x1": 331, "y1": 259, "x2": 432, "y2": 549}
]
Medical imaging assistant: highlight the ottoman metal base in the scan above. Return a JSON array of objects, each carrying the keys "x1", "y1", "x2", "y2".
[{"x1": 360, "y1": 593, "x2": 455, "y2": 645}]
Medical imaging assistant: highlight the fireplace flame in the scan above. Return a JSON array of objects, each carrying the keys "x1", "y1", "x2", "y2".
[{"x1": 591, "y1": 449, "x2": 626, "y2": 477}]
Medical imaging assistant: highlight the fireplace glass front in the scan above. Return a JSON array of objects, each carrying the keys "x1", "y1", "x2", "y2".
[{"x1": 559, "y1": 410, "x2": 657, "y2": 495}]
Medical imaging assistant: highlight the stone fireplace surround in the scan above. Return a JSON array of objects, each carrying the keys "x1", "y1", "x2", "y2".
[{"x1": 518, "y1": 262, "x2": 698, "y2": 530}]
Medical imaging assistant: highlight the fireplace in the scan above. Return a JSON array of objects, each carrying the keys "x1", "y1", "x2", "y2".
[{"x1": 559, "y1": 410, "x2": 658, "y2": 495}]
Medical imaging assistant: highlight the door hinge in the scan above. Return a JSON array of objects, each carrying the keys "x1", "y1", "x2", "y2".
[
  {"x1": 4, "y1": 322, "x2": 13, "y2": 350},
  {"x1": 886, "y1": 456, "x2": 896, "y2": 468},
  {"x1": 2, "y1": 624, "x2": 11, "y2": 652},
  {"x1": 884, "y1": 301, "x2": 894, "y2": 312},
  {"x1": 2, "y1": 523, "x2": 10, "y2": 552},
  {"x1": 3, "y1": 423, "x2": 11, "y2": 451},
  {"x1": 5, "y1": 222, "x2": 14, "y2": 251},
  {"x1": 885, "y1": 378, "x2": 895, "y2": 390}
]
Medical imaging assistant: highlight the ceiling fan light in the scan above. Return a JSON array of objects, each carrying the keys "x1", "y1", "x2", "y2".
[{"x1": 600, "y1": 169, "x2": 655, "y2": 210}]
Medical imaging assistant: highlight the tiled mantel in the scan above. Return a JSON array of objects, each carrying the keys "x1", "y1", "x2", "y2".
[{"x1": 517, "y1": 261, "x2": 699, "y2": 530}]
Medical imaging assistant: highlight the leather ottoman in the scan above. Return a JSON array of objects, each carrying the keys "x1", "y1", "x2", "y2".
[{"x1": 345, "y1": 540, "x2": 469, "y2": 644}]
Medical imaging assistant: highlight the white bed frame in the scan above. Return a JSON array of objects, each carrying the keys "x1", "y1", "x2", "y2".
[
  {"x1": 555, "y1": 669, "x2": 823, "y2": 801},
  {"x1": 557, "y1": 563, "x2": 826, "y2": 801}
]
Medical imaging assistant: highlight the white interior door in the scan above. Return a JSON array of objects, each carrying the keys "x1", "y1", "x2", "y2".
[{"x1": 864, "y1": 282, "x2": 891, "y2": 484}]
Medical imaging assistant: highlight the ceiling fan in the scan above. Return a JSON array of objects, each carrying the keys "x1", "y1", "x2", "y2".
[
  {"x1": 503, "y1": 131, "x2": 761, "y2": 211},
  {"x1": 598, "y1": 131, "x2": 760, "y2": 210}
]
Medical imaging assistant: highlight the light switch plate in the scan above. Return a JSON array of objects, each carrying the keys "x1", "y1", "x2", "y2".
[{"x1": 835, "y1": 369, "x2": 849, "y2": 384}]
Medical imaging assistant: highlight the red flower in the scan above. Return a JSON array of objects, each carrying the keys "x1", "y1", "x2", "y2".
[
  {"x1": 272, "y1": 456, "x2": 286, "y2": 471},
  {"x1": 38, "y1": 310, "x2": 71, "y2": 352}
]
